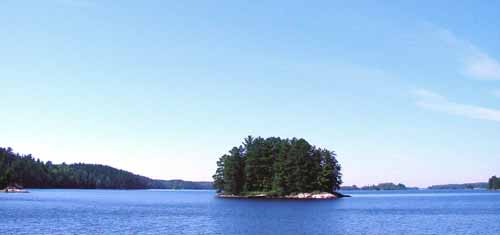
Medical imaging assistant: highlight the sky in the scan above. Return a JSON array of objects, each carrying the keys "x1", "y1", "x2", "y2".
[{"x1": 1, "y1": 0, "x2": 500, "y2": 187}]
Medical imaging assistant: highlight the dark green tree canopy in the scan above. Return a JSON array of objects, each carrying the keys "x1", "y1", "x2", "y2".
[
  {"x1": 213, "y1": 136, "x2": 342, "y2": 196},
  {"x1": 0, "y1": 147, "x2": 212, "y2": 190},
  {"x1": 489, "y1": 176, "x2": 500, "y2": 190}
]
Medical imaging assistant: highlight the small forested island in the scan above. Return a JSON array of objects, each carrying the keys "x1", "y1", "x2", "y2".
[
  {"x1": 341, "y1": 182, "x2": 418, "y2": 190},
  {"x1": 213, "y1": 136, "x2": 344, "y2": 199},
  {"x1": 489, "y1": 176, "x2": 500, "y2": 190},
  {"x1": 0, "y1": 147, "x2": 212, "y2": 190}
]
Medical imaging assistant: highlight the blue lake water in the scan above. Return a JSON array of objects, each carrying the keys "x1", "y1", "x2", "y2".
[{"x1": 1, "y1": 189, "x2": 500, "y2": 234}]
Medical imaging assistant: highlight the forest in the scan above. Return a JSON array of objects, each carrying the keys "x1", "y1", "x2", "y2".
[
  {"x1": 0, "y1": 147, "x2": 212, "y2": 189},
  {"x1": 489, "y1": 176, "x2": 500, "y2": 190},
  {"x1": 341, "y1": 183, "x2": 417, "y2": 190},
  {"x1": 428, "y1": 182, "x2": 488, "y2": 190},
  {"x1": 213, "y1": 136, "x2": 342, "y2": 196}
]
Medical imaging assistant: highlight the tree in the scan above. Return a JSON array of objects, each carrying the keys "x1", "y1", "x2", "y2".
[
  {"x1": 213, "y1": 155, "x2": 227, "y2": 193},
  {"x1": 318, "y1": 149, "x2": 335, "y2": 192},
  {"x1": 272, "y1": 140, "x2": 290, "y2": 195},
  {"x1": 289, "y1": 138, "x2": 313, "y2": 193},
  {"x1": 215, "y1": 136, "x2": 342, "y2": 195},
  {"x1": 223, "y1": 147, "x2": 245, "y2": 195},
  {"x1": 1, "y1": 147, "x2": 213, "y2": 190},
  {"x1": 489, "y1": 176, "x2": 500, "y2": 190}
]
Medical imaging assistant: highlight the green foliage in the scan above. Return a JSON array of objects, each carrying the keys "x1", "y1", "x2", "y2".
[
  {"x1": 223, "y1": 147, "x2": 245, "y2": 194},
  {"x1": 489, "y1": 176, "x2": 500, "y2": 190},
  {"x1": 0, "y1": 147, "x2": 212, "y2": 189},
  {"x1": 212, "y1": 155, "x2": 226, "y2": 193},
  {"x1": 213, "y1": 136, "x2": 342, "y2": 195},
  {"x1": 427, "y1": 182, "x2": 488, "y2": 190},
  {"x1": 244, "y1": 136, "x2": 274, "y2": 192}
]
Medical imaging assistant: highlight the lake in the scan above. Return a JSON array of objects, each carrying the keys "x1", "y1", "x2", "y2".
[{"x1": 1, "y1": 189, "x2": 499, "y2": 234}]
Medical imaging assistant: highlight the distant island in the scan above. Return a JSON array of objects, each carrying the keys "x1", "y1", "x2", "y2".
[
  {"x1": 427, "y1": 182, "x2": 488, "y2": 190},
  {"x1": 213, "y1": 136, "x2": 344, "y2": 199},
  {"x1": 0, "y1": 147, "x2": 212, "y2": 190},
  {"x1": 341, "y1": 182, "x2": 418, "y2": 190},
  {"x1": 427, "y1": 178, "x2": 500, "y2": 190}
]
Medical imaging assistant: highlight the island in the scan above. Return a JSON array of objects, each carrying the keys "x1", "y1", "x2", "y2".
[
  {"x1": 0, "y1": 147, "x2": 212, "y2": 190},
  {"x1": 341, "y1": 182, "x2": 418, "y2": 190},
  {"x1": 213, "y1": 136, "x2": 345, "y2": 199},
  {"x1": 427, "y1": 182, "x2": 488, "y2": 190}
]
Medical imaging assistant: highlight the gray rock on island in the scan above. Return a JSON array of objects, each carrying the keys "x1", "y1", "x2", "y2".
[
  {"x1": 2, "y1": 185, "x2": 28, "y2": 193},
  {"x1": 217, "y1": 192, "x2": 349, "y2": 200}
]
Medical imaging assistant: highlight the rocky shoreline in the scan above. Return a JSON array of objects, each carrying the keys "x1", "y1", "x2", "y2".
[
  {"x1": 217, "y1": 192, "x2": 350, "y2": 200},
  {"x1": 2, "y1": 186, "x2": 28, "y2": 193}
]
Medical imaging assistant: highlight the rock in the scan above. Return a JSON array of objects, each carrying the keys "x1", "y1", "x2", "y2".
[
  {"x1": 331, "y1": 192, "x2": 351, "y2": 198},
  {"x1": 311, "y1": 193, "x2": 337, "y2": 199},
  {"x1": 3, "y1": 186, "x2": 28, "y2": 193},
  {"x1": 217, "y1": 191, "x2": 344, "y2": 200}
]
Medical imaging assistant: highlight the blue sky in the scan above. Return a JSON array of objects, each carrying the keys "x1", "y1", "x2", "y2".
[{"x1": 1, "y1": 1, "x2": 500, "y2": 187}]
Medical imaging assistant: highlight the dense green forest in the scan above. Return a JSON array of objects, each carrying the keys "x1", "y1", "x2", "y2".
[
  {"x1": 213, "y1": 136, "x2": 342, "y2": 196},
  {"x1": 0, "y1": 147, "x2": 212, "y2": 189},
  {"x1": 341, "y1": 183, "x2": 417, "y2": 190},
  {"x1": 428, "y1": 182, "x2": 488, "y2": 190},
  {"x1": 489, "y1": 176, "x2": 500, "y2": 190}
]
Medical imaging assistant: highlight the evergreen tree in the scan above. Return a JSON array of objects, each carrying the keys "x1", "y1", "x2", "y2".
[
  {"x1": 212, "y1": 155, "x2": 227, "y2": 193},
  {"x1": 489, "y1": 176, "x2": 500, "y2": 190},
  {"x1": 272, "y1": 140, "x2": 290, "y2": 195},
  {"x1": 216, "y1": 136, "x2": 342, "y2": 195},
  {"x1": 0, "y1": 147, "x2": 213, "y2": 190},
  {"x1": 223, "y1": 147, "x2": 245, "y2": 195}
]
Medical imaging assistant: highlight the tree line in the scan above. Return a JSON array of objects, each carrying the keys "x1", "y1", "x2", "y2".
[
  {"x1": 0, "y1": 147, "x2": 212, "y2": 189},
  {"x1": 428, "y1": 182, "x2": 488, "y2": 190},
  {"x1": 341, "y1": 182, "x2": 416, "y2": 190},
  {"x1": 213, "y1": 136, "x2": 342, "y2": 196},
  {"x1": 489, "y1": 176, "x2": 500, "y2": 190}
]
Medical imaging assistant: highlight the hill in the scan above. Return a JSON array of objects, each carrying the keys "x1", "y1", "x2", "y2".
[{"x1": 0, "y1": 147, "x2": 212, "y2": 190}]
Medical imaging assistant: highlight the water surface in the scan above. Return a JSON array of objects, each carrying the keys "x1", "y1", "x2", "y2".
[{"x1": 1, "y1": 189, "x2": 499, "y2": 234}]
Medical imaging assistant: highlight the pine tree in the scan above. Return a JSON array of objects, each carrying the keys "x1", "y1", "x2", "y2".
[
  {"x1": 213, "y1": 136, "x2": 342, "y2": 195},
  {"x1": 272, "y1": 140, "x2": 290, "y2": 195},
  {"x1": 223, "y1": 147, "x2": 245, "y2": 195},
  {"x1": 212, "y1": 155, "x2": 227, "y2": 193}
]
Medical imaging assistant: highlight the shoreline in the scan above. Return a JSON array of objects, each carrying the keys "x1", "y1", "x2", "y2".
[
  {"x1": 217, "y1": 192, "x2": 351, "y2": 200},
  {"x1": 2, "y1": 188, "x2": 28, "y2": 193}
]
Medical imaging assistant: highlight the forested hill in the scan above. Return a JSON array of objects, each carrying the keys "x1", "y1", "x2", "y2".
[{"x1": 0, "y1": 147, "x2": 212, "y2": 189}]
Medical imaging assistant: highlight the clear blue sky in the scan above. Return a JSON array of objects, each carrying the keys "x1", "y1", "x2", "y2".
[{"x1": 2, "y1": 1, "x2": 500, "y2": 187}]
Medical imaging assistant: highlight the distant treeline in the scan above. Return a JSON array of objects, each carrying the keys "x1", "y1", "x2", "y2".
[
  {"x1": 151, "y1": 179, "x2": 213, "y2": 190},
  {"x1": 213, "y1": 136, "x2": 342, "y2": 196},
  {"x1": 0, "y1": 147, "x2": 212, "y2": 190},
  {"x1": 341, "y1": 182, "x2": 416, "y2": 190},
  {"x1": 428, "y1": 182, "x2": 488, "y2": 190},
  {"x1": 489, "y1": 176, "x2": 500, "y2": 190}
]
